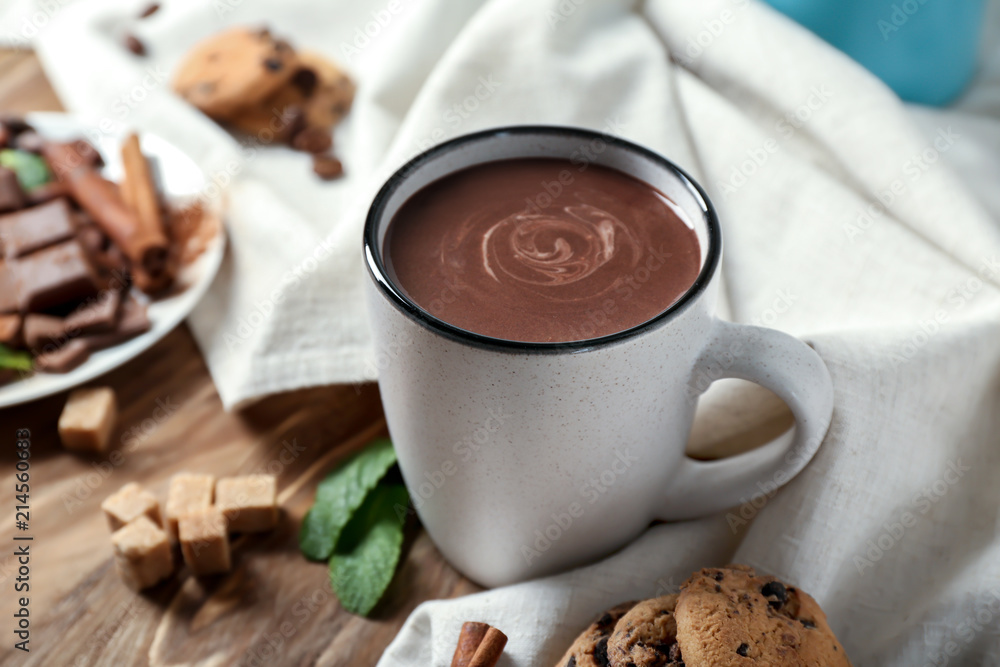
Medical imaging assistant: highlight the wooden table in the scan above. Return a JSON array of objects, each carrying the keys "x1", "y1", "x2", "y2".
[{"x1": 0, "y1": 50, "x2": 479, "y2": 667}]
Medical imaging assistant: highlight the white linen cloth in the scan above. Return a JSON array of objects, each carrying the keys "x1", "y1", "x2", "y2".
[{"x1": 6, "y1": 0, "x2": 1000, "y2": 663}]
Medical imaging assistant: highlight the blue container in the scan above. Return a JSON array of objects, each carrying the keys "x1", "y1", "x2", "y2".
[{"x1": 762, "y1": 0, "x2": 986, "y2": 106}]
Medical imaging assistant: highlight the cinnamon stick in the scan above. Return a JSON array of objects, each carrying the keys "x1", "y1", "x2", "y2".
[
  {"x1": 41, "y1": 139, "x2": 172, "y2": 294},
  {"x1": 119, "y1": 132, "x2": 173, "y2": 292},
  {"x1": 451, "y1": 622, "x2": 490, "y2": 667},
  {"x1": 468, "y1": 627, "x2": 507, "y2": 667}
]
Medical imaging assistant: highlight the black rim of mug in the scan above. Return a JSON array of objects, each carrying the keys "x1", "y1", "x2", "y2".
[{"x1": 363, "y1": 125, "x2": 722, "y2": 353}]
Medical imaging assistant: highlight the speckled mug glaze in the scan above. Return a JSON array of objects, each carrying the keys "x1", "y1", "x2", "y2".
[{"x1": 363, "y1": 127, "x2": 834, "y2": 588}]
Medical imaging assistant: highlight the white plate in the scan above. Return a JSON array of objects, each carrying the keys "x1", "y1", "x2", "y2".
[{"x1": 0, "y1": 113, "x2": 226, "y2": 409}]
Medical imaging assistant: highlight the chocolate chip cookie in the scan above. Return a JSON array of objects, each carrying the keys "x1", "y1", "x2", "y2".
[
  {"x1": 173, "y1": 27, "x2": 298, "y2": 119},
  {"x1": 554, "y1": 601, "x2": 638, "y2": 667},
  {"x1": 226, "y1": 49, "x2": 354, "y2": 139},
  {"x1": 606, "y1": 594, "x2": 684, "y2": 666},
  {"x1": 674, "y1": 565, "x2": 851, "y2": 666}
]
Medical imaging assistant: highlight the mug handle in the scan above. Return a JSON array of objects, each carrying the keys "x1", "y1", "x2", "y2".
[{"x1": 657, "y1": 319, "x2": 835, "y2": 521}]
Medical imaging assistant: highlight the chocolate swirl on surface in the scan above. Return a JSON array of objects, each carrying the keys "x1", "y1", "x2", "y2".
[{"x1": 384, "y1": 158, "x2": 701, "y2": 343}]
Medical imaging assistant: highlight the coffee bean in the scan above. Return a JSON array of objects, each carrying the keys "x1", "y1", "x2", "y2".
[
  {"x1": 125, "y1": 34, "x2": 146, "y2": 56},
  {"x1": 312, "y1": 154, "x2": 343, "y2": 180}
]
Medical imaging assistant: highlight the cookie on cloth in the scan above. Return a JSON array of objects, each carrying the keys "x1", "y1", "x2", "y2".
[
  {"x1": 173, "y1": 27, "x2": 299, "y2": 118},
  {"x1": 674, "y1": 564, "x2": 851, "y2": 666},
  {"x1": 554, "y1": 600, "x2": 638, "y2": 667}
]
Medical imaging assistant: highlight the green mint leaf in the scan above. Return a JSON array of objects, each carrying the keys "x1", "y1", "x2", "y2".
[
  {"x1": 329, "y1": 483, "x2": 409, "y2": 616},
  {"x1": 0, "y1": 344, "x2": 32, "y2": 372},
  {"x1": 0, "y1": 149, "x2": 52, "y2": 190},
  {"x1": 299, "y1": 438, "x2": 397, "y2": 561}
]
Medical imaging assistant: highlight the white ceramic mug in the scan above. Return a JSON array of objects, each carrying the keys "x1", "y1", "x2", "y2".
[{"x1": 363, "y1": 126, "x2": 834, "y2": 587}]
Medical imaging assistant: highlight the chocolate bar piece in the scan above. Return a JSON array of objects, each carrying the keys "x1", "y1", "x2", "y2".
[
  {"x1": 34, "y1": 338, "x2": 89, "y2": 373},
  {"x1": 22, "y1": 314, "x2": 65, "y2": 351},
  {"x1": 25, "y1": 180, "x2": 70, "y2": 207},
  {"x1": 0, "y1": 198, "x2": 76, "y2": 258},
  {"x1": 0, "y1": 167, "x2": 25, "y2": 213},
  {"x1": 0, "y1": 313, "x2": 21, "y2": 346},
  {"x1": 14, "y1": 238, "x2": 100, "y2": 313},
  {"x1": 0, "y1": 262, "x2": 17, "y2": 313},
  {"x1": 83, "y1": 296, "x2": 150, "y2": 350},
  {"x1": 64, "y1": 288, "x2": 123, "y2": 335}
]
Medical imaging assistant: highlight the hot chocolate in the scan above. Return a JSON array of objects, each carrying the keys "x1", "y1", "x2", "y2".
[{"x1": 383, "y1": 158, "x2": 701, "y2": 343}]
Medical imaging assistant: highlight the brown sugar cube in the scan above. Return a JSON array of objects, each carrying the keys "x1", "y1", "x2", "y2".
[
  {"x1": 216, "y1": 475, "x2": 279, "y2": 533},
  {"x1": 58, "y1": 387, "x2": 117, "y2": 452},
  {"x1": 165, "y1": 473, "x2": 214, "y2": 538},
  {"x1": 101, "y1": 482, "x2": 162, "y2": 532},
  {"x1": 111, "y1": 516, "x2": 174, "y2": 590},
  {"x1": 179, "y1": 508, "x2": 231, "y2": 575}
]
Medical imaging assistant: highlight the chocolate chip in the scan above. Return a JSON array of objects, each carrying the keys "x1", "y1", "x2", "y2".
[
  {"x1": 800, "y1": 619, "x2": 816, "y2": 629},
  {"x1": 263, "y1": 57, "x2": 284, "y2": 72},
  {"x1": 312, "y1": 154, "x2": 343, "y2": 180},
  {"x1": 125, "y1": 34, "x2": 146, "y2": 56},
  {"x1": 668, "y1": 643, "x2": 683, "y2": 661},
  {"x1": 761, "y1": 581, "x2": 787, "y2": 604},
  {"x1": 712, "y1": 571, "x2": 724, "y2": 581},
  {"x1": 566, "y1": 658, "x2": 576, "y2": 667},
  {"x1": 596, "y1": 613, "x2": 613, "y2": 629},
  {"x1": 714, "y1": 584, "x2": 722, "y2": 593},
  {"x1": 291, "y1": 67, "x2": 319, "y2": 98},
  {"x1": 138, "y1": 2, "x2": 160, "y2": 18},
  {"x1": 0, "y1": 115, "x2": 34, "y2": 135},
  {"x1": 736, "y1": 643, "x2": 749, "y2": 656},
  {"x1": 593, "y1": 637, "x2": 609, "y2": 666}
]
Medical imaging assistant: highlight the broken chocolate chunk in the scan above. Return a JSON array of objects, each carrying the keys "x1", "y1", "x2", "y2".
[
  {"x1": 34, "y1": 338, "x2": 89, "y2": 373},
  {"x1": 0, "y1": 198, "x2": 76, "y2": 257},
  {"x1": 0, "y1": 167, "x2": 26, "y2": 213},
  {"x1": 83, "y1": 296, "x2": 150, "y2": 350},
  {"x1": 14, "y1": 238, "x2": 100, "y2": 313},
  {"x1": 64, "y1": 288, "x2": 123, "y2": 335},
  {"x1": 23, "y1": 313, "x2": 66, "y2": 351}
]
